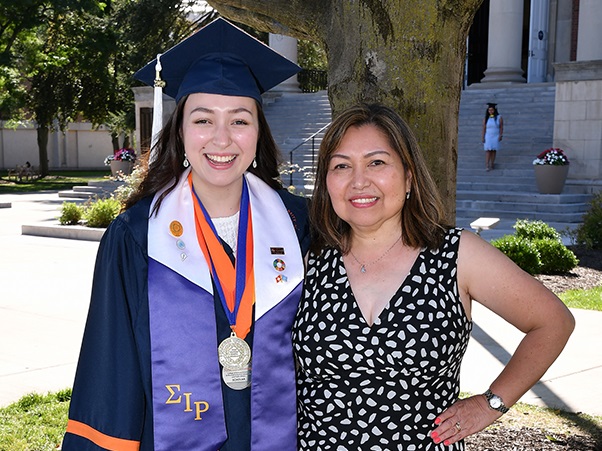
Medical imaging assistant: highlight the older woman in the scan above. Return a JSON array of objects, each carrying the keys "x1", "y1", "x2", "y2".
[{"x1": 292, "y1": 103, "x2": 574, "y2": 450}]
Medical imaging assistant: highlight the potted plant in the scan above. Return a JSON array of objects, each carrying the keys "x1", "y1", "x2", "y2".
[
  {"x1": 105, "y1": 148, "x2": 137, "y2": 176},
  {"x1": 532, "y1": 147, "x2": 569, "y2": 194}
]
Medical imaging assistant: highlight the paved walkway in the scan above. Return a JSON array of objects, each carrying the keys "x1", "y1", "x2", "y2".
[{"x1": 1, "y1": 192, "x2": 601, "y2": 418}]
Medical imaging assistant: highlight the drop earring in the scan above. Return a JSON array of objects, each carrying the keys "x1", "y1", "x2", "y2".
[
  {"x1": 183, "y1": 153, "x2": 190, "y2": 168},
  {"x1": 406, "y1": 191, "x2": 410, "y2": 200},
  {"x1": 252, "y1": 158, "x2": 257, "y2": 169}
]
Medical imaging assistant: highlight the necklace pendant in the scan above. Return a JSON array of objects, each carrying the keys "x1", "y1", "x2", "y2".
[{"x1": 360, "y1": 265, "x2": 366, "y2": 273}]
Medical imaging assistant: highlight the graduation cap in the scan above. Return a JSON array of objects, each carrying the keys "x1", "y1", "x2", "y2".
[
  {"x1": 487, "y1": 103, "x2": 498, "y2": 108},
  {"x1": 134, "y1": 17, "x2": 301, "y2": 104}
]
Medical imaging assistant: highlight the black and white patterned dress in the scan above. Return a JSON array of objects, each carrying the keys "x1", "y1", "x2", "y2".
[{"x1": 292, "y1": 228, "x2": 472, "y2": 450}]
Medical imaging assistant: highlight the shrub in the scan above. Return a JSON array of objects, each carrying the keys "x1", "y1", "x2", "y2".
[
  {"x1": 574, "y1": 192, "x2": 602, "y2": 250},
  {"x1": 113, "y1": 164, "x2": 144, "y2": 206},
  {"x1": 494, "y1": 219, "x2": 579, "y2": 274},
  {"x1": 533, "y1": 238, "x2": 579, "y2": 274},
  {"x1": 84, "y1": 197, "x2": 121, "y2": 228},
  {"x1": 491, "y1": 234, "x2": 542, "y2": 275},
  {"x1": 58, "y1": 202, "x2": 83, "y2": 225},
  {"x1": 513, "y1": 219, "x2": 561, "y2": 242}
]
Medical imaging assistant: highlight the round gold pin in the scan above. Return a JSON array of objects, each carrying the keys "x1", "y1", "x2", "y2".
[{"x1": 169, "y1": 220, "x2": 183, "y2": 237}]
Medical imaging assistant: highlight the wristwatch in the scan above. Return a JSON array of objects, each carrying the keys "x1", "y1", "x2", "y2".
[{"x1": 484, "y1": 389, "x2": 509, "y2": 414}]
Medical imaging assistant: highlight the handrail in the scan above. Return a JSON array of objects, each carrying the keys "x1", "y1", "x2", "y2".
[
  {"x1": 288, "y1": 122, "x2": 331, "y2": 154},
  {"x1": 287, "y1": 122, "x2": 331, "y2": 186}
]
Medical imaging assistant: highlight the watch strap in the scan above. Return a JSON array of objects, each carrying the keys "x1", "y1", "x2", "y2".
[{"x1": 484, "y1": 389, "x2": 509, "y2": 414}]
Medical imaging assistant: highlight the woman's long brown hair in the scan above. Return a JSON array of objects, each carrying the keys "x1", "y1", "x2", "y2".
[{"x1": 310, "y1": 103, "x2": 450, "y2": 254}]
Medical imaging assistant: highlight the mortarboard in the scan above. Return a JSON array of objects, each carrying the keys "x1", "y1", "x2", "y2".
[
  {"x1": 487, "y1": 103, "x2": 498, "y2": 108},
  {"x1": 134, "y1": 17, "x2": 301, "y2": 104}
]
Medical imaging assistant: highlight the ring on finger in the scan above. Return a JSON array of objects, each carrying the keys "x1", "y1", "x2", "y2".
[{"x1": 455, "y1": 421, "x2": 462, "y2": 432}]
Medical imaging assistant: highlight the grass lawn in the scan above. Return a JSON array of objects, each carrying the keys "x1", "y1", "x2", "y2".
[
  {"x1": 0, "y1": 170, "x2": 110, "y2": 194},
  {"x1": 0, "y1": 391, "x2": 70, "y2": 451},
  {"x1": 560, "y1": 286, "x2": 602, "y2": 311}
]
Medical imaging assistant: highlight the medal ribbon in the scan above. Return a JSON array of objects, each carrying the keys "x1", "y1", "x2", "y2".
[{"x1": 189, "y1": 173, "x2": 255, "y2": 339}]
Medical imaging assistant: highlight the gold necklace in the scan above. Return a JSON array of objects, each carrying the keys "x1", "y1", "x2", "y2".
[{"x1": 348, "y1": 235, "x2": 402, "y2": 273}]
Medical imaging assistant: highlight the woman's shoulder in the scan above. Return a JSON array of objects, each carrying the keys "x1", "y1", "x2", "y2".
[
  {"x1": 104, "y1": 196, "x2": 152, "y2": 250},
  {"x1": 276, "y1": 189, "x2": 309, "y2": 215},
  {"x1": 276, "y1": 189, "x2": 311, "y2": 252}
]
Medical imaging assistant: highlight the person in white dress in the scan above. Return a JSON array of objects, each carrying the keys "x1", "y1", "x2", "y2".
[{"x1": 481, "y1": 102, "x2": 503, "y2": 171}]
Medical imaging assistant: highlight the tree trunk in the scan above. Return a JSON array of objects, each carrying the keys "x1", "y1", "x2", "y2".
[
  {"x1": 36, "y1": 126, "x2": 49, "y2": 177},
  {"x1": 111, "y1": 133, "x2": 120, "y2": 152},
  {"x1": 207, "y1": 0, "x2": 484, "y2": 223}
]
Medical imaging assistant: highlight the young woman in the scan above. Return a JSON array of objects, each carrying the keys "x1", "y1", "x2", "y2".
[
  {"x1": 63, "y1": 19, "x2": 309, "y2": 451},
  {"x1": 482, "y1": 102, "x2": 504, "y2": 171}
]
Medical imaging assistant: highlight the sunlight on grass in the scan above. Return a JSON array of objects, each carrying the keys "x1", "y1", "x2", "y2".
[
  {"x1": 0, "y1": 171, "x2": 109, "y2": 194},
  {"x1": 559, "y1": 286, "x2": 602, "y2": 311},
  {"x1": 0, "y1": 390, "x2": 70, "y2": 451}
]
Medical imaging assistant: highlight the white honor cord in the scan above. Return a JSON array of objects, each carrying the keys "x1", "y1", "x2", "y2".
[{"x1": 150, "y1": 53, "x2": 163, "y2": 164}]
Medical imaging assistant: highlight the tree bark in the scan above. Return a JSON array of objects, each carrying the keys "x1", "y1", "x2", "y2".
[
  {"x1": 36, "y1": 126, "x2": 49, "y2": 177},
  {"x1": 207, "y1": 0, "x2": 484, "y2": 222}
]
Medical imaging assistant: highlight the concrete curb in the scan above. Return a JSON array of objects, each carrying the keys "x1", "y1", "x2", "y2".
[{"x1": 21, "y1": 224, "x2": 104, "y2": 241}]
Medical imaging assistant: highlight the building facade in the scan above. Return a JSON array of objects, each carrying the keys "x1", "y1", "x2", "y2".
[
  {"x1": 467, "y1": 0, "x2": 602, "y2": 189},
  {"x1": 2, "y1": 2, "x2": 600, "y2": 192}
]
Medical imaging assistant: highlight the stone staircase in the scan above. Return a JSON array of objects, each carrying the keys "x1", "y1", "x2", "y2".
[
  {"x1": 455, "y1": 84, "x2": 592, "y2": 240},
  {"x1": 58, "y1": 180, "x2": 125, "y2": 200},
  {"x1": 264, "y1": 91, "x2": 331, "y2": 194}
]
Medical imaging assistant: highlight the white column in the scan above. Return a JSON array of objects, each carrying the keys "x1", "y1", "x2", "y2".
[
  {"x1": 576, "y1": 0, "x2": 602, "y2": 61},
  {"x1": 481, "y1": 0, "x2": 526, "y2": 83},
  {"x1": 268, "y1": 34, "x2": 300, "y2": 92}
]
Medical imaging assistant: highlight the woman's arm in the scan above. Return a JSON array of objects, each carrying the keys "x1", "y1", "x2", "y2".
[
  {"x1": 430, "y1": 230, "x2": 574, "y2": 447},
  {"x1": 482, "y1": 119, "x2": 486, "y2": 143},
  {"x1": 498, "y1": 116, "x2": 504, "y2": 141}
]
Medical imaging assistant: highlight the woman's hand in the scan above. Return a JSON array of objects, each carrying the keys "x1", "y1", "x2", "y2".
[{"x1": 430, "y1": 395, "x2": 501, "y2": 446}]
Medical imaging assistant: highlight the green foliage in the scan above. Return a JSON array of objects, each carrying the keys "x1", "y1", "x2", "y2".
[
  {"x1": 514, "y1": 219, "x2": 562, "y2": 241},
  {"x1": 83, "y1": 197, "x2": 121, "y2": 228},
  {"x1": 574, "y1": 192, "x2": 602, "y2": 250},
  {"x1": 58, "y1": 202, "x2": 83, "y2": 225},
  {"x1": 493, "y1": 220, "x2": 579, "y2": 274},
  {"x1": 0, "y1": 390, "x2": 71, "y2": 451},
  {"x1": 298, "y1": 39, "x2": 328, "y2": 70},
  {"x1": 491, "y1": 234, "x2": 542, "y2": 275},
  {"x1": 534, "y1": 238, "x2": 579, "y2": 274}
]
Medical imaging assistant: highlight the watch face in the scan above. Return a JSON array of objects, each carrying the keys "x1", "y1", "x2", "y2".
[{"x1": 490, "y1": 396, "x2": 502, "y2": 409}]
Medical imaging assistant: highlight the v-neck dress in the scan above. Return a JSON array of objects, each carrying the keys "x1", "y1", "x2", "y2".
[{"x1": 292, "y1": 228, "x2": 472, "y2": 450}]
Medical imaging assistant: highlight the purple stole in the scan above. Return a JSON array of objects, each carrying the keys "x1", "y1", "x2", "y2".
[{"x1": 147, "y1": 171, "x2": 303, "y2": 450}]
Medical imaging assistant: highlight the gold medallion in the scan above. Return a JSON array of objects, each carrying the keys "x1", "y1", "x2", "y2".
[{"x1": 218, "y1": 332, "x2": 251, "y2": 370}]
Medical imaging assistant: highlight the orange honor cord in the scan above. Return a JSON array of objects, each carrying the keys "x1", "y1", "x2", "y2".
[
  {"x1": 66, "y1": 420, "x2": 140, "y2": 451},
  {"x1": 189, "y1": 173, "x2": 255, "y2": 340}
]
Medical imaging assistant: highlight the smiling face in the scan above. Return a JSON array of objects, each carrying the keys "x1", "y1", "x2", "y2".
[
  {"x1": 326, "y1": 124, "x2": 412, "y2": 236},
  {"x1": 181, "y1": 93, "x2": 259, "y2": 200}
]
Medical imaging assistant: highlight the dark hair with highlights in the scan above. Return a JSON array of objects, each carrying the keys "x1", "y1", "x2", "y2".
[
  {"x1": 310, "y1": 103, "x2": 450, "y2": 254},
  {"x1": 124, "y1": 96, "x2": 283, "y2": 214}
]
